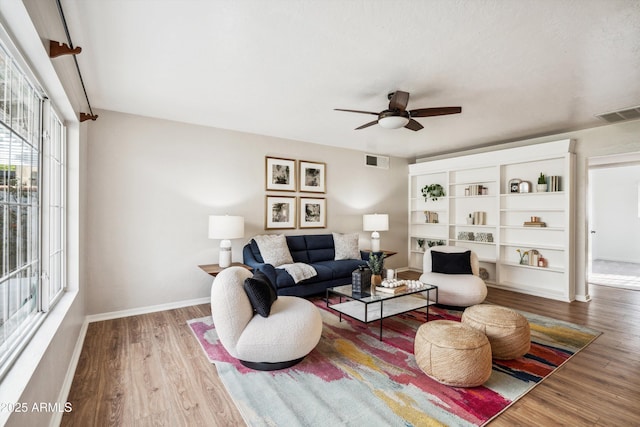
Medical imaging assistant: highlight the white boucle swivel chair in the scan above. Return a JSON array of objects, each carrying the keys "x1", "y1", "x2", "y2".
[
  {"x1": 419, "y1": 246, "x2": 487, "y2": 307},
  {"x1": 210, "y1": 266, "x2": 322, "y2": 370}
]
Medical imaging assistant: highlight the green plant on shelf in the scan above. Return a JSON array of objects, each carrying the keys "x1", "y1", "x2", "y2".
[
  {"x1": 421, "y1": 184, "x2": 446, "y2": 201},
  {"x1": 538, "y1": 173, "x2": 546, "y2": 185}
]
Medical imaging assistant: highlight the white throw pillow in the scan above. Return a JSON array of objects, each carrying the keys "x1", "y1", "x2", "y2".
[
  {"x1": 253, "y1": 234, "x2": 294, "y2": 267},
  {"x1": 333, "y1": 232, "x2": 361, "y2": 260}
]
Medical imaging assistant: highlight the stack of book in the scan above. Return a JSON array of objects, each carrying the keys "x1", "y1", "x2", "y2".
[
  {"x1": 548, "y1": 175, "x2": 561, "y2": 191},
  {"x1": 472, "y1": 211, "x2": 486, "y2": 225},
  {"x1": 424, "y1": 211, "x2": 439, "y2": 223},
  {"x1": 523, "y1": 221, "x2": 546, "y2": 227},
  {"x1": 375, "y1": 284, "x2": 408, "y2": 294}
]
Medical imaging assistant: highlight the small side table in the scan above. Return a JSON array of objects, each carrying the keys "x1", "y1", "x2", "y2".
[{"x1": 198, "y1": 263, "x2": 251, "y2": 277}]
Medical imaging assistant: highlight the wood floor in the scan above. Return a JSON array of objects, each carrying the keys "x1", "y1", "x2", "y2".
[{"x1": 61, "y1": 276, "x2": 640, "y2": 426}]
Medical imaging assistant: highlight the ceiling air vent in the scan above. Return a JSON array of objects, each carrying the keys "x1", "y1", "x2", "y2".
[
  {"x1": 365, "y1": 154, "x2": 390, "y2": 169},
  {"x1": 596, "y1": 106, "x2": 640, "y2": 123}
]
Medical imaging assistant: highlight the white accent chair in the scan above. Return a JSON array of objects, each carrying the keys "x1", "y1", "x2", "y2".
[
  {"x1": 419, "y1": 246, "x2": 487, "y2": 307},
  {"x1": 210, "y1": 266, "x2": 323, "y2": 370}
]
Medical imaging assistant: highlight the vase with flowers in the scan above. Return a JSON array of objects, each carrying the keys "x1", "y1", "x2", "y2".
[{"x1": 516, "y1": 249, "x2": 529, "y2": 265}]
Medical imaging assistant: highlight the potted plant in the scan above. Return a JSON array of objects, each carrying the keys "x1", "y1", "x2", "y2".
[
  {"x1": 537, "y1": 173, "x2": 547, "y2": 192},
  {"x1": 417, "y1": 239, "x2": 425, "y2": 251},
  {"x1": 367, "y1": 253, "x2": 386, "y2": 289},
  {"x1": 421, "y1": 184, "x2": 446, "y2": 201}
]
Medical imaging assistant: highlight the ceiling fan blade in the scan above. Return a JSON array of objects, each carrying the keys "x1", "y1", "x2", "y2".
[
  {"x1": 388, "y1": 91, "x2": 410, "y2": 111},
  {"x1": 405, "y1": 119, "x2": 424, "y2": 131},
  {"x1": 334, "y1": 108, "x2": 379, "y2": 116},
  {"x1": 355, "y1": 120, "x2": 379, "y2": 130},
  {"x1": 409, "y1": 106, "x2": 462, "y2": 117}
]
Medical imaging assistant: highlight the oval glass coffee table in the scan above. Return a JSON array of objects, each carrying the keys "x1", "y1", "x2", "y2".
[{"x1": 325, "y1": 283, "x2": 438, "y2": 340}]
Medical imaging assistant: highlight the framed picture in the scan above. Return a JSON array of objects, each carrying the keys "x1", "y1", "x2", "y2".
[
  {"x1": 265, "y1": 196, "x2": 296, "y2": 229},
  {"x1": 509, "y1": 178, "x2": 521, "y2": 193},
  {"x1": 266, "y1": 156, "x2": 296, "y2": 191},
  {"x1": 299, "y1": 160, "x2": 326, "y2": 193},
  {"x1": 299, "y1": 197, "x2": 326, "y2": 229}
]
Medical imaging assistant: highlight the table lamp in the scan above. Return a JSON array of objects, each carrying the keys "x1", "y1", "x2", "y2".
[
  {"x1": 363, "y1": 213, "x2": 389, "y2": 252},
  {"x1": 208, "y1": 215, "x2": 245, "y2": 268}
]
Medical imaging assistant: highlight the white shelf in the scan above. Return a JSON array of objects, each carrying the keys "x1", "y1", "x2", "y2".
[
  {"x1": 500, "y1": 225, "x2": 564, "y2": 231},
  {"x1": 500, "y1": 208, "x2": 563, "y2": 213},
  {"x1": 500, "y1": 191, "x2": 565, "y2": 197},
  {"x1": 449, "y1": 195, "x2": 495, "y2": 199},
  {"x1": 451, "y1": 223, "x2": 497, "y2": 228},
  {"x1": 501, "y1": 262, "x2": 564, "y2": 273},
  {"x1": 329, "y1": 296, "x2": 435, "y2": 323},
  {"x1": 450, "y1": 180, "x2": 497, "y2": 186},
  {"x1": 500, "y1": 241, "x2": 564, "y2": 251},
  {"x1": 450, "y1": 239, "x2": 496, "y2": 246}
]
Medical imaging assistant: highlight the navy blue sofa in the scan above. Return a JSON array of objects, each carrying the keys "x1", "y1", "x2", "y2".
[{"x1": 242, "y1": 234, "x2": 370, "y2": 297}]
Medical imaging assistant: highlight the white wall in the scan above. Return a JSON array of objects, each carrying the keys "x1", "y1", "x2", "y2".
[
  {"x1": 590, "y1": 164, "x2": 640, "y2": 263},
  {"x1": 85, "y1": 109, "x2": 408, "y2": 315}
]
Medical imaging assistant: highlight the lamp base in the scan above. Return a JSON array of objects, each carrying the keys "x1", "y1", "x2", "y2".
[
  {"x1": 219, "y1": 240, "x2": 232, "y2": 268},
  {"x1": 371, "y1": 232, "x2": 380, "y2": 252}
]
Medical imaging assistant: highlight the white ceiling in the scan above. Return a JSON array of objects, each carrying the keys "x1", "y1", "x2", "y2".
[{"x1": 58, "y1": 0, "x2": 640, "y2": 159}]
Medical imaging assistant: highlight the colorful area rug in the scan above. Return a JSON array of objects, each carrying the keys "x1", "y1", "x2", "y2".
[{"x1": 188, "y1": 300, "x2": 600, "y2": 426}]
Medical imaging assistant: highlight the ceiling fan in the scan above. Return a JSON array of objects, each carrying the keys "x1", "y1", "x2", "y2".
[{"x1": 335, "y1": 91, "x2": 461, "y2": 131}]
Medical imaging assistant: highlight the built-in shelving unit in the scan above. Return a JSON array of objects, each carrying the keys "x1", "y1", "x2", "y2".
[{"x1": 408, "y1": 140, "x2": 575, "y2": 301}]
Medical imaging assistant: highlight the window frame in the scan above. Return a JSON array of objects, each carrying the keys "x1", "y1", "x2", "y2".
[{"x1": 0, "y1": 34, "x2": 67, "y2": 381}]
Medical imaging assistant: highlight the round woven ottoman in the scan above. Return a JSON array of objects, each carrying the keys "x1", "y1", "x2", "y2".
[
  {"x1": 414, "y1": 320, "x2": 492, "y2": 387},
  {"x1": 462, "y1": 304, "x2": 530, "y2": 360}
]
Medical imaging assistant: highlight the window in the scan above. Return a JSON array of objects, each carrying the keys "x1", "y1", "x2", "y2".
[{"x1": 0, "y1": 37, "x2": 66, "y2": 378}]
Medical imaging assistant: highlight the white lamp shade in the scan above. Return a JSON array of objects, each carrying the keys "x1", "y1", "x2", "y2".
[
  {"x1": 208, "y1": 215, "x2": 245, "y2": 240},
  {"x1": 363, "y1": 214, "x2": 389, "y2": 232}
]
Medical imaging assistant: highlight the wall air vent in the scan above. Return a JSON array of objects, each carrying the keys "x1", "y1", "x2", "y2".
[
  {"x1": 596, "y1": 105, "x2": 640, "y2": 123},
  {"x1": 365, "y1": 154, "x2": 390, "y2": 169}
]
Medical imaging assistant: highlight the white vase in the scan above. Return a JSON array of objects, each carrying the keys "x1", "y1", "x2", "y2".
[{"x1": 537, "y1": 184, "x2": 547, "y2": 192}]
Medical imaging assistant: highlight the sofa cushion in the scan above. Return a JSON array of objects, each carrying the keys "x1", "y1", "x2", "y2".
[
  {"x1": 286, "y1": 235, "x2": 310, "y2": 263},
  {"x1": 253, "y1": 234, "x2": 293, "y2": 267},
  {"x1": 243, "y1": 271, "x2": 278, "y2": 317},
  {"x1": 333, "y1": 232, "x2": 361, "y2": 260},
  {"x1": 247, "y1": 240, "x2": 265, "y2": 263},
  {"x1": 314, "y1": 259, "x2": 367, "y2": 279},
  {"x1": 431, "y1": 250, "x2": 473, "y2": 275}
]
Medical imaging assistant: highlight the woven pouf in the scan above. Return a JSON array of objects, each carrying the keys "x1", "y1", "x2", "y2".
[
  {"x1": 462, "y1": 304, "x2": 531, "y2": 360},
  {"x1": 414, "y1": 320, "x2": 492, "y2": 387}
]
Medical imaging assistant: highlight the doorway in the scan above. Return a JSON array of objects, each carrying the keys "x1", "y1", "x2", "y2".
[{"x1": 588, "y1": 154, "x2": 640, "y2": 291}]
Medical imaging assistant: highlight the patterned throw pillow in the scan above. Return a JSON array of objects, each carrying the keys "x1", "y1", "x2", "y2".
[
  {"x1": 253, "y1": 234, "x2": 294, "y2": 267},
  {"x1": 243, "y1": 271, "x2": 278, "y2": 317},
  {"x1": 333, "y1": 232, "x2": 361, "y2": 260}
]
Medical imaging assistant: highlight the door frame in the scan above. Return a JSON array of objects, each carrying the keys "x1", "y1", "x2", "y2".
[{"x1": 587, "y1": 151, "x2": 640, "y2": 285}]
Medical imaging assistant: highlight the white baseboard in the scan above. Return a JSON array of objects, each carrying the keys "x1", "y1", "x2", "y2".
[
  {"x1": 50, "y1": 319, "x2": 89, "y2": 427},
  {"x1": 86, "y1": 297, "x2": 210, "y2": 323}
]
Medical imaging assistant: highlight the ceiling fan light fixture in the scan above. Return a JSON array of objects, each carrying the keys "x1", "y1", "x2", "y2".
[{"x1": 378, "y1": 111, "x2": 410, "y2": 129}]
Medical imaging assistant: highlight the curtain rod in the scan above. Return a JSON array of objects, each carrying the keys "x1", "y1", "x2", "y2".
[{"x1": 55, "y1": 0, "x2": 95, "y2": 120}]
